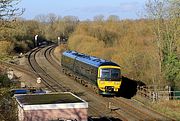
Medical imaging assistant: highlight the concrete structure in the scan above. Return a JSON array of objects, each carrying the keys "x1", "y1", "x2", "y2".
[{"x1": 14, "y1": 92, "x2": 88, "y2": 121}]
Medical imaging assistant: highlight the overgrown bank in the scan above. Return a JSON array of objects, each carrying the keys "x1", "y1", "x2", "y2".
[
  {"x1": 68, "y1": 17, "x2": 179, "y2": 89},
  {"x1": 0, "y1": 66, "x2": 18, "y2": 121},
  {"x1": 68, "y1": 0, "x2": 180, "y2": 90}
]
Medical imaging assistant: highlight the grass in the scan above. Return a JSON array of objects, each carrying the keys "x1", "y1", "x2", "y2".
[
  {"x1": 0, "y1": 53, "x2": 13, "y2": 61},
  {"x1": 133, "y1": 95, "x2": 180, "y2": 120},
  {"x1": 151, "y1": 100, "x2": 180, "y2": 120}
]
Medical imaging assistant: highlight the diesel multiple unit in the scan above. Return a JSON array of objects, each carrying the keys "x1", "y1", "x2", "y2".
[{"x1": 61, "y1": 50, "x2": 122, "y2": 95}]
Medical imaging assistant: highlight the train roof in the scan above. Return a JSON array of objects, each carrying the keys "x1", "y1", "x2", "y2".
[{"x1": 62, "y1": 50, "x2": 120, "y2": 68}]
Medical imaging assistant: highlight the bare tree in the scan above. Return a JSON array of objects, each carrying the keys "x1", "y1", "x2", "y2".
[
  {"x1": 0, "y1": 0, "x2": 24, "y2": 20},
  {"x1": 34, "y1": 14, "x2": 47, "y2": 23},
  {"x1": 93, "y1": 15, "x2": 104, "y2": 22},
  {"x1": 107, "y1": 15, "x2": 119, "y2": 22}
]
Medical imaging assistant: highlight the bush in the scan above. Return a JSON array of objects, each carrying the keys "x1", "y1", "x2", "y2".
[
  {"x1": 0, "y1": 75, "x2": 11, "y2": 87},
  {"x1": 0, "y1": 41, "x2": 13, "y2": 56}
]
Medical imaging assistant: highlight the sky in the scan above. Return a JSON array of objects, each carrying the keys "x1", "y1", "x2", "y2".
[{"x1": 17, "y1": 0, "x2": 147, "y2": 20}]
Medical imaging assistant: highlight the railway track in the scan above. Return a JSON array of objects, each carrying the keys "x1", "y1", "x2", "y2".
[
  {"x1": 34, "y1": 46, "x2": 111, "y2": 117},
  {"x1": 2, "y1": 45, "x2": 172, "y2": 121},
  {"x1": 0, "y1": 60, "x2": 36, "y2": 78},
  {"x1": 37, "y1": 45, "x2": 175, "y2": 121},
  {"x1": 0, "y1": 45, "x2": 175, "y2": 120},
  {"x1": 28, "y1": 46, "x2": 68, "y2": 92}
]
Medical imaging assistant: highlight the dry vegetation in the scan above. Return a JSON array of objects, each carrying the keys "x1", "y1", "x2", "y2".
[
  {"x1": 0, "y1": 0, "x2": 179, "y2": 90},
  {"x1": 0, "y1": 0, "x2": 178, "y2": 89},
  {"x1": 0, "y1": 41, "x2": 13, "y2": 56},
  {"x1": 68, "y1": 0, "x2": 180, "y2": 90},
  {"x1": 151, "y1": 100, "x2": 180, "y2": 120},
  {"x1": 0, "y1": 0, "x2": 179, "y2": 120},
  {"x1": 68, "y1": 20, "x2": 165, "y2": 85}
]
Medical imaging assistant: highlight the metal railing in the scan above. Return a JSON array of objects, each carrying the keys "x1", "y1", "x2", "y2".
[{"x1": 137, "y1": 86, "x2": 180, "y2": 102}]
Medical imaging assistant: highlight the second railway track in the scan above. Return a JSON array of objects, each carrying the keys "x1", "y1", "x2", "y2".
[{"x1": 28, "y1": 46, "x2": 68, "y2": 92}]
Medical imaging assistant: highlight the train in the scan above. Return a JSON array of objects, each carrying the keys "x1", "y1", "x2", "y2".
[{"x1": 61, "y1": 50, "x2": 122, "y2": 95}]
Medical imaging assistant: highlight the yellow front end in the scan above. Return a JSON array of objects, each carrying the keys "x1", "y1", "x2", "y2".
[{"x1": 97, "y1": 66, "x2": 122, "y2": 94}]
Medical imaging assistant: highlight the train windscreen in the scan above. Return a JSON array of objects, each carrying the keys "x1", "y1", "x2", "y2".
[{"x1": 100, "y1": 68, "x2": 120, "y2": 81}]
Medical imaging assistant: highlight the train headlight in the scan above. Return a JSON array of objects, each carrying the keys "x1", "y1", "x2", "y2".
[{"x1": 99, "y1": 81, "x2": 105, "y2": 84}]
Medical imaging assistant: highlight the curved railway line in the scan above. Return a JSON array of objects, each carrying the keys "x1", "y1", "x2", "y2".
[
  {"x1": 37, "y1": 45, "x2": 175, "y2": 121},
  {"x1": 30, "y1": 46, "x2": 112, "y2": 118},
  {"x1": 28, "y1": 46, "x2": 69, "y2": 92},
  {"x1": 1, "y1": 45, "x2": 175, "y2": 120}
]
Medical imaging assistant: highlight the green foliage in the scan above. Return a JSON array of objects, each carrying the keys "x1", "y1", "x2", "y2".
[
  {"x1": 0, "y1": 70, "x2": 18, "y2": 120},
  {"x1": 0, "y1": 74, "x2": 11, "y2": 87},
  {"x1": 163, "y1": 54, "x2": 180, "y2": 89},
  {"x1": 13, "y1": 40, "x2": 29, "y2": 53},
  {"x1": 0, "y1": 88, "x2": 18, "y2": 121},
  {"x1": 145, "y1": 0, "x2": 180, "y2": 88},
  {"x1": 0, "y1": 19, "x2": 46, "y2": 54},
  {"x1": 0, "y1": 21, "x2": 17, "y2": 41},
  {"x1": 0, "y1": 0, "x2": 25, "y2": 56},
  {"x1": 0, "y1": 13, "x2": 79, "y2": 56},
  {"x1": 0, "y1": 41, "x2": 13, "y2": 56}
]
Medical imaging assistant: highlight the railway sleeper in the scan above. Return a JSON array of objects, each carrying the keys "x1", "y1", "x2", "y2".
[
  {"x1": 77, "y1": 77, "x2": 81, "y2": 81},
  {"x1": 68, "y1": 73, "x2": 71, "y2": 76},
  {"x1": 73, "y1": 76, "x2": 77, "y2": 80},
  {"x1": 66, "y1": 72, "x2": 71, "y2": 76},
  {"x1": 85, "y1": 83, "x2": 88, "y2": 87},
  {"x1": 75, "y1": 76, "x2": 80, "y2": 82},
  {"x1": 62, "y1": 68, "x2": 65, "y2": 73},
  {"x1": 76, "y1": 77, "x2": 79, "y2": 82},
  {"x1": 81, "y1": 80, "x2": 89, "y2": 87},
  {"x1": 91, "y1": 85, "x2": 98, "y2": 94},
  {"x1": 74, "y1": 76, "x2": 78, "y2": 81},
  {"x1": 65, "y1": 71, "x2": 69, "y2": 75},
  {"x1": 80, "y1": 80, "x2": 84, "y2": 85},
  {"x1": 77, "y1": 78, "x2": 81, "y2": 83}
]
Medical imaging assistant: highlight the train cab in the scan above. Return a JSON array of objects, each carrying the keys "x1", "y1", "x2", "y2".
[{"x1": 97, "y1": 63, "x2": 122, "y2": 95}]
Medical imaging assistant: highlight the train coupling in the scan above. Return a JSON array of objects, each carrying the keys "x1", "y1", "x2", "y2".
[{"x1": 105, "y1": 86, "x2": 114, "y2": 92}]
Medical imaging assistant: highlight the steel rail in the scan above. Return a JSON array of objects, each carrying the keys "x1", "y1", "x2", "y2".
[{"x1": 28, "y1": 47, "x2": 58, "y2": 91}]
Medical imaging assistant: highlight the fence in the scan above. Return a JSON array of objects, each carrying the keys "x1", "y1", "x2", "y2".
[{"x1": 137, "y1": 85, "x2": 180, "y2": 102}]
